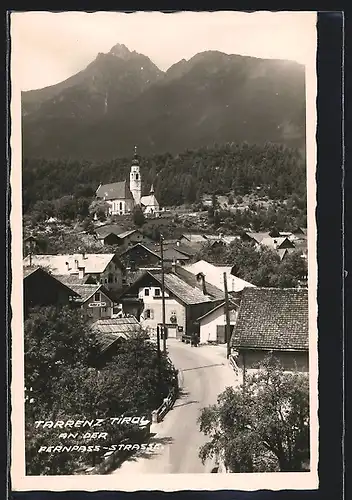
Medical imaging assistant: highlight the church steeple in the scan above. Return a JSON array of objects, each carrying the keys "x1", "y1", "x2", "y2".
[
  {"x1": 132, "y1": 145, "x2": 139, "y2": 165},
  {"x1": 129, "y1": 145, "x2": 141, "y2": 205},
  {"x1": 150, "y1": 183, "x2": 155, "y2": 194}
]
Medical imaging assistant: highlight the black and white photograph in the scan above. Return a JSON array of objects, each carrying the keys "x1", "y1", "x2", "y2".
[{"x1": 10, "y1": 10, "x2": 318, "y2": 491}]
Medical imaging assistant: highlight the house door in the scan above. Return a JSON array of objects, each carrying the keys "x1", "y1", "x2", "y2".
[
  {"x1": 216, "y1": 325, "x2": 226, "y2": 343},
  {"x1": 216, "y1": 325, "x2": 234, "y2": 344}
]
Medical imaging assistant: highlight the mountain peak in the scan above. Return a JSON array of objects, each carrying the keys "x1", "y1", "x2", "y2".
[{"x1": 109, "y1": 43, "x2": 134, "y2": 59}]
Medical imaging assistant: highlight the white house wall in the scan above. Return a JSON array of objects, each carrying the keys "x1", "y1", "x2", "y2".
[
  {"x1": 81, "y1": 290, "x2": 113, "y2": 321},
  {"x1": 199, "y1": 308, "x2": 237, "y2": 344},
  {"x1": 138, "y1": 286, "x2": 186, "y2": 335}
]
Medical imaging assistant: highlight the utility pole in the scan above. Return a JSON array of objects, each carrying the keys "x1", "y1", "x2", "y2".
[
  {"x1": 223, "y1": 272, "x2": 232, "y2": 359},
  {"x1": 160, "y1": 234, "x2": 167, "y2": 353},
  {"x1": 156, "y1": 325, "x2": 161, "y2": 390}
]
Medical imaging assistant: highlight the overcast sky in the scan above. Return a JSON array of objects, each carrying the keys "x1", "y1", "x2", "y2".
[{"x1": 11, "y1": 11, "x2": 317, "y2": 91}]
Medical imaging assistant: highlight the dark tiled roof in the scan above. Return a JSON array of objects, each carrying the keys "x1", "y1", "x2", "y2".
[
  {"x1": 173, "y1": 266, "x2": 225, "y2": 300},
  {"x1": 119, "y1": 267, "x2": 224, "y2": 306},
  {"x1": 231, "y1": 287, "x2": 309, "y2": 351},
  {"x1": 96, "y1": 181, "x2": 133, "y2": 201},
  {"x1": 23, "y1": 267, "x2": 80, "y2": 296},
  {"x1": 95, "y1": 224, "x2": 126, "y2": 238},
  {"x1": 66, "y1": 284, "x2": 102, "y2": 302},
  {"x1": 149, "y1": 272, "x2": 218, "y2": 305},
  {"x1": 172, "y1": 243, "x2": 197, "y2": 257}
]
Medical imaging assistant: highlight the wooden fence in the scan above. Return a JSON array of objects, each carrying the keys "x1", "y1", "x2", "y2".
[{"x1": 152, "y1": 386, "x2": 177, "y2": 423}]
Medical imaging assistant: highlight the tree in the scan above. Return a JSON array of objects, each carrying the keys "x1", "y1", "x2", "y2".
[
  {"x1": 276, "y1": 251, "x2": 308, "y2": 287},
  {"x1": 133, "y1": 205, "x2": 146, "y2": 227},
  {"x1": 89, "y1": 200, "x2": 110, "y2": 221},
  {"x1": 24, "y1": 307, "x2": 178, "y2": 475},
  {"x1": 198, "y1": 356, "x2": 310, "y2": 472},
  {"x1": 82, "y1": 217, "x2": 95, "y2": 234},
  {"x1": 24, "y1": 307, "x2": 100, "y2": 406}
]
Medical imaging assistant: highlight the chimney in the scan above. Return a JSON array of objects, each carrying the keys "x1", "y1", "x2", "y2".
[
  {"x1": 200, "y1": 273, "x2": 207, "y2": 295},
  {"x1": 74, "y1": 258, "x2": 79, "y2": 270},
  {"x1": 82, "y1": 252, "x2": 87, "y2": 260},
  {"x1": 171, "y1": 259, "x2": 177, "y2": 273},
  {"x1": 78, "y1": 266, "x2": 85, "y2": 280},
  {"x1": 176, "y1": 240, "x2": 180, "y2": 247}
]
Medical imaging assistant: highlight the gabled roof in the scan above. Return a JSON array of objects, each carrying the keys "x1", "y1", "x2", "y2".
[
  {"x1": 118, "y1": 242, "x2": 190, "y2": 263},
  {"x1": 140, "y1": 194, "x2": 159, "y2": 207},
  {"x1": 92, "y1": 317, "x2": 142, "y2": 352},
  {"x1": 196, "y1": 300, "x2": 238, "y2": 322},
  {"x1": 54, "y1": 273, "x2": 98, "y2": 285},
  {"x1": 261, "y1": 236, "x2": 295, "y2": 250},
  {"x1": 96, "y1": 181, "x2": 133, "y2": 201},
  {"x1": 246, "y1": 232, "x2": 270, "y2": 244},
  {"x1": 95, "y1": 224, "x2": 126, "y2": 239},
  {"x1": 23, "y1": 253, "x2": 122, "y2": 275},
  {"x1": 119, "y1": 267, "x2": 224, "y2": 306},
  {"x1": 151, "y1": 272, "x2": 222, "y2": 305},
  {"x1": 172, "y1": 243, "x2": 197, "y2": 257},
  {"x1": 117, "y1": 229, "x2": 140, "y2": 239},
  {"x1": 61, "y1": 283, "x2": 113, "y2": 303},
  {"x1": 231, "y1": 287, "x2": 309, "y2": 351},
  {"x1": 184, "y1": 260, "x2": 255, "y2": 292},
  {"x1": 172, "y1": 266, "x2": 225, "y2": 301},
  {"x1": 119, "y1": 242, "x2": 161, "y2": 260},
  {"x1": 180, "y1": 233, "x2": 207, "y2": 243},
  {"x1": 23, "y1": 266, "x2": 80, "y2": 297}
]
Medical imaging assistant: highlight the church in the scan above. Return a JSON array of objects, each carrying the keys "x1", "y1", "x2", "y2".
[{"x1": 96, "y1": 147, "x2": 160, "y2": 216}]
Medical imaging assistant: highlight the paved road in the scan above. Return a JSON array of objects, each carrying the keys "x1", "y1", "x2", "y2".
[{"x1": 112, "y1": 339, "x2": 239, "y2": 474}]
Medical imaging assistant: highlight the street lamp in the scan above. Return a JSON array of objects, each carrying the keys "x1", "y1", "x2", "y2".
[{"x1": 160, "y1": 234, "x2": 167, "y2": 353}]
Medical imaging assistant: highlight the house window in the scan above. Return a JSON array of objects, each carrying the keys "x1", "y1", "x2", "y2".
[
  {"x1": 103, "y1": 307, "x2": 107, "y2": 313},
  {"x1": 105, "y1": 278, "x2": 108, "y2": 284},
  {"x1": 120, "y1": 202, "x2": 123, "y2": 210},
  {"x1": 154, "y1": 288, "x2": 161, "y2": 296},
  {"x1": 136, "y1": 174, "x2": 139, "y2": 180},
  {"x1": 94, "y1": 293, "x2": 100, "y2": 302},
  {"x1": 145, "y1": 309, "x2": 154, "y2": 319},
  {"x1": 144, "y1": 288, "x2": 150, "y2": 296},
  {"x1": 108, "y1": 273, "x2": 113, "y2": 283}
]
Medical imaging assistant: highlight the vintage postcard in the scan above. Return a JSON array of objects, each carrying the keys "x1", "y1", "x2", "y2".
[{"x1": 10, "y1": 10, "x2": 318, "y2": 491}]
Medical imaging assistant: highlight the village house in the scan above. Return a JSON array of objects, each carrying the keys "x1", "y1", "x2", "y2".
[
  {"x1": 231, "y1": 287, "x2": 309, "y2": 382},
  {"x1": 196, "y1": 300, "x2": 239, "y2": 344},
  {"x1": 179, "y1": 233, "x2": 208, "y2": 247},
  {"x1": 23, "y1": 253, "x2": 125, "y2": 297},
  {"x1": 92, "y1": 316, "x2": 142, "y2": 365},
  {"x1": 61, "y1": 282, "x2": 116, "y2": 321},
  {"x1": 96, "y1": 147, "x2": 160, "y2": 216},
  {"x1": 260, "y1": 235, "x2": 296, "y2": 251},
  {"x1": 118, "y1": 242, "x2": 192, "y2": 273},
  {"x1": 118, "y1": 264, "x2": 224, "y2": 339},
  {"x1": 184, "y1": 260, "x2": 256, "y2": 293},
  {"x1": 23, "y1": 267, "x2": 79, "y2": 318},
  {"x1": 94, "y1": 225, "x2": 154, "y2": 247}
]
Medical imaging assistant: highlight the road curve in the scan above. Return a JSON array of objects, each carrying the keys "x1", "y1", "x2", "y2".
[{"x1": 112, "y1": 339, "x2": 238, "y2": 474}]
